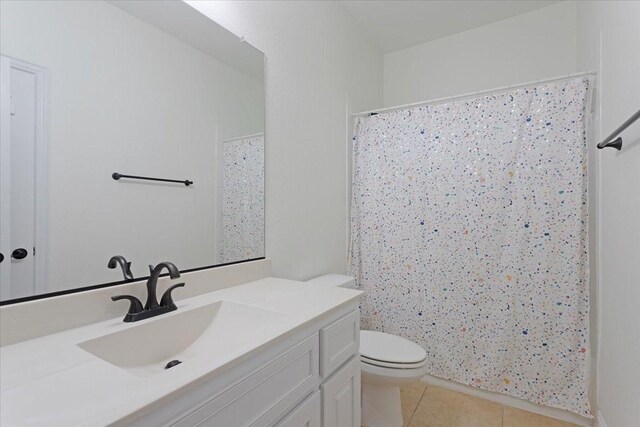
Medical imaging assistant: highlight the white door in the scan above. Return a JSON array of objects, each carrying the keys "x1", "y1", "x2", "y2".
[{"x1": 0, "y1": 56, "x2": 47, "y2": 300}]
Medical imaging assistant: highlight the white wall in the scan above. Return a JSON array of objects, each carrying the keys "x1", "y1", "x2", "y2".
[
  {"x1": 577, "y1": 3, "x2": 640, "y2": 426},
  {"x1": 0, "y1": 0, "x2": 264, "y2": 291},
  {"x1": 187, "y1": 1, "x2": 383, "y2": 280},
  {"x1": 383, "y1": 1, "x2": 577, "y2": 106}
]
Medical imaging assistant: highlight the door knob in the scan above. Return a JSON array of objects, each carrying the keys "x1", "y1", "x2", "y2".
[
  {"x1": 11, "y1": 248, "x2": 28, "y2": 260},
  {"x1": 0, "y1": 252, "x2": 4, "y2": 263}
]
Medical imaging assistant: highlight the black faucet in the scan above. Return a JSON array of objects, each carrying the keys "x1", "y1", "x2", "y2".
[{"x1": 111, "y1": 262, "x2": 185, "y2": 322}]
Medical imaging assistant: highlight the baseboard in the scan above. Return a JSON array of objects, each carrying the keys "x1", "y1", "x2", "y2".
[
  {"x1": 594, "y1": 411, "x2": 608, "y2": 427},
  {"x1": 421, "y1": 374, "x2": 594, "y2": 427}
]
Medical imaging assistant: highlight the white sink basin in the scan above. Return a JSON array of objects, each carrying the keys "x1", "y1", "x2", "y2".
[{"x1": 78, "y1": 301, "x2": 285, "y2": 377}]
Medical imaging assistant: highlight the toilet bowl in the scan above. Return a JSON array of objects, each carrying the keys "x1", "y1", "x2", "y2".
[{"x1": 306, "y1": 275, "x2": 429, "y2": 427}]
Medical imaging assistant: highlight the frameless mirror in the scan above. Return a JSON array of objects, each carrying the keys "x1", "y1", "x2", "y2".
[{"x1": 0, "y1": 0, "x2": 265, "y2": 303}]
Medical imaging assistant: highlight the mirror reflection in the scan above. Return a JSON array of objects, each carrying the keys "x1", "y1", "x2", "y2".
[{"x1": 0, "y1": 0, "x2": 265, "y2": 301}]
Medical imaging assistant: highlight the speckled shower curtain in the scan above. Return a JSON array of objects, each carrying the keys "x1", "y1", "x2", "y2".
[
  {"x1": 220, "y1": 134, "x2": 264, "y2": 263},
  {"x1": 349, "y1": 77, "x2": 591, "y2": 417}
]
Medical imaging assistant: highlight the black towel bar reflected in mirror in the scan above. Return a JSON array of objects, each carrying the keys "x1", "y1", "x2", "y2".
[{"x1": 112, "y1": 172, "x2": 193, "y2": 186}]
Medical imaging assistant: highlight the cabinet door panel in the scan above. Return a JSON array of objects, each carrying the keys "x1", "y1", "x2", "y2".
[{"x1": 321, "y1": 357, "x2": 360, "y2": 427}]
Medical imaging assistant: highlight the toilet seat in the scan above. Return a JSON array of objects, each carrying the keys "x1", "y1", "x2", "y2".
[
  {"x1": 360, "y1": 330, "x2": 427, "y2": 366},
  {"x1": 361, "y1": 355, "x2": 427, "y2": 369}
]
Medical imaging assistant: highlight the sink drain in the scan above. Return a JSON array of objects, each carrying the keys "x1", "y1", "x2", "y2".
[{"x1": 164, "y1": 359, "x2": 182, "y2": 370}]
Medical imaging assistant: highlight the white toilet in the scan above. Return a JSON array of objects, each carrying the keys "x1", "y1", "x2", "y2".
[{"x1": 306, "y1": 274, "x2": 428, "y2": 427}]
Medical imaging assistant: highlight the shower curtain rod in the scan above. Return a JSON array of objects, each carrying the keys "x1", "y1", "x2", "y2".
[{"x1": 352, "y1": 70, "x2": 596, "y2": 117}]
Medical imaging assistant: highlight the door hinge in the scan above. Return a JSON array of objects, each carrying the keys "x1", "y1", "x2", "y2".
[{"x1": 33, "y1": 246, "x2": 36, "y2": 256}]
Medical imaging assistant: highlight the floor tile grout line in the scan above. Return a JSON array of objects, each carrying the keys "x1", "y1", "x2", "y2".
[{"x1": 408, "y1": 385, "x2": 428, "y2": 426}]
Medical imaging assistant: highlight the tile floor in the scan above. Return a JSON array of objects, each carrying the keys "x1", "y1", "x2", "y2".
[{"x1": 399, "y1": 382, "x2": 580, "y2": 427}]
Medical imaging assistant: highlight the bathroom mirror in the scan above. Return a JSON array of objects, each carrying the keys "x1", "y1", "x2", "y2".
[{"x1": 0, "y1": 0, "x2": 265, "y2": 303}]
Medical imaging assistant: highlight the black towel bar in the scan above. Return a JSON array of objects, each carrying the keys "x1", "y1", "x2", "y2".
[{"x1": 112, "y1": 172, "x2": 193, "y2": 186}]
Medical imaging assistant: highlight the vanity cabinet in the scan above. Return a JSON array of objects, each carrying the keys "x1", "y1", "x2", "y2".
[{"x1": 135, "y1": 305, "x2": 360, "y2": 427}]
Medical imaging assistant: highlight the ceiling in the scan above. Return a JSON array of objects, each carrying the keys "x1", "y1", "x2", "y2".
[{"x1": 338, "y1": 0, "x2": 561, "y2": 53}]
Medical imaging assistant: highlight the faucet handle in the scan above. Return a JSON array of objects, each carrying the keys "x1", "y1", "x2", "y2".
[
  {"x1": 160, "y1": 283, "x2": 185, "y2": 309},
  {"x1": 108, "y1": 255, "x2": 134, "y2": 281},
  {"x1": 111, "y1": 295, "x2": 144, "y2": 322}
]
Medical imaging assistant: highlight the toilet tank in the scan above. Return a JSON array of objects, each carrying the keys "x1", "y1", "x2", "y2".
[{"x1": 306, "y1": 274, "x2": 355, "y2": 289}]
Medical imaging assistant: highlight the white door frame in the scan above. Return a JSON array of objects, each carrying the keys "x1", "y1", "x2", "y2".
[{"x1": 0, "y1": 55, "x2": 48, "y2": 298}]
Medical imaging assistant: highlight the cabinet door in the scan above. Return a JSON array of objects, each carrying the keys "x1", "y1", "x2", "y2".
[
  {"x1": 275, "y1": 391, "x2": 321, "y2": 427},
  {"x1": 321, "y1": 357, "x2": 360, "y2": 427}
]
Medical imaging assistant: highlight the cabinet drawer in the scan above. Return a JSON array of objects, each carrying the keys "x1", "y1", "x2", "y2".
[
  {"x1": 320, "y1": 310, "x2": 359, "y2": 377},
  {"x1": 173, "y1": 334, "x2": 319, "y2": 427},
  {"x1": 275, "y1": 391, "x2": 321, "y2": 427}
]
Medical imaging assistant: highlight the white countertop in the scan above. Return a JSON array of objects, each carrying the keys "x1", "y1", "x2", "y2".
[{"x1": 0, "y1": 277, "x2": 361, "y2": 426}]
